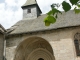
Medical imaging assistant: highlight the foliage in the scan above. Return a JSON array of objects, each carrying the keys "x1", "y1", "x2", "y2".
[
  {"x1": 62, "y1": 1, "x2": 71, "y2": 12},
  {"x1": 44, "y1": 0, "x2": 80, "y2": 26}
]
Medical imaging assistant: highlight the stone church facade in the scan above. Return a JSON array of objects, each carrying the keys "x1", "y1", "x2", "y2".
[{"x1": 0, "y1": 0, "x2": 80, "y2": 60}]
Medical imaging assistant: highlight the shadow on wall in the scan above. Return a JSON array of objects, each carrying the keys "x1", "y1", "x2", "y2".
[{"x1": 3, "y1": 56, "x2": 7, "y2": 60}]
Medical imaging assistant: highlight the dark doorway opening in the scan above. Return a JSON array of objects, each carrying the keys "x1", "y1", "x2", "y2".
[{"x1": 38, "y1": 58, "x2": 44, "y2": 60}]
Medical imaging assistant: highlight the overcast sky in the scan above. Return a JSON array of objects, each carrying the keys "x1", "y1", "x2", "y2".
[{"x1": 0, "y1": 0, "x2": 66, "y2": 29}]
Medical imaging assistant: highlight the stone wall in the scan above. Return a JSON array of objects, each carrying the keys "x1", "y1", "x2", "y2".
[
  {"x1": 0, "y1": 33, "x2": 4, "y2": 60},
  {"x1": 6, "y1": 26, "x2": 80, "y2": 60},
  {"x1": 23, "y1": 5, "x2": 39, "y2": 20}
]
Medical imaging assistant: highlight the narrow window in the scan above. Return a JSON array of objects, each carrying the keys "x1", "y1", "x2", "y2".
[
  {"x1": 74, "y1": 33, "x2": 80, "y2": 56},
  {"x1": 27, "y1": 9, "x2": 31, "y2": 13},
  {"x1": 74, "y1": 39, "x2": 80, "y2": 56}
]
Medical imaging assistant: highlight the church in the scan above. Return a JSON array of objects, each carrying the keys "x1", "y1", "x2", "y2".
[{"x1": 0, "y1": 0, "x2": 80, "y2": 60}]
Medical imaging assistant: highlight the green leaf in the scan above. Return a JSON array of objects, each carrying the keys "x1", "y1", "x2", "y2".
[
  {"x1": 52, "y1": 8, "x2": 57, "y2": 15},
  {"x1": 48, "y1": 8, "x2": 57, "y2": 15},
  {"x1": 62, "y1": 1, "x2": 71, "y2": 12},
  {"x1": 49, "y1": 16, "x2": 56, "y2": 23},
  {"x1": 44, "y1": 15, "x2": 56, "y2": 26},
  {"x1": 47, "y1": 8, "x2": 62, "y2": 15},
  {"x1": 47, "y1": 8, "x2": 57, "y2": 15},
  {"x1": 52, "y1": 8, "x2": 62, "y2": 14},
  {"x1": 77, "y1": 4, "x2": 80, "y2": 8},
  {"x1": 49, "y1": 15, "x2": 56, "y2": 23},
  {"x1": 74, "y1": 8, "x2": 80, "y2": 14},
  {"x1": 56, "y1": 9, "x2": 62, "y2": 14},
  {"x1": 70, "y1": 0, "x2": 79, "y2": 5},
  {"x1": 47, "y1": 10, "x2": 53, "y2": 15},
  {"x1": 45, "y1": 21, "x2": 50, "y2": 26}
]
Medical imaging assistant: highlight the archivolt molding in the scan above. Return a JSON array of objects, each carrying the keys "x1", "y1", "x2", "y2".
[
  {"x1": 14, "y1": 37, "x2": 54, "y2": 60},
  {"x1": 26, "y1": 48, "x2": 55, "y2": 60}
]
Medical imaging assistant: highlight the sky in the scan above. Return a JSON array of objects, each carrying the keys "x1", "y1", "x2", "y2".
[{"x1": 0, "y1": 0, "x2": 67, "y2": 29}]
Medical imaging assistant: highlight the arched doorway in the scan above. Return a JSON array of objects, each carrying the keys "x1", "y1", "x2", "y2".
[
  {"x1": 38, "y1": 58, "x2": 44, "y2": 60},
  {"x1": 26, "y1": 48, "x2": 55, "y2": 60},
  {"x1": 14, "y1": 37, "x2": 55, "y2": 60}
]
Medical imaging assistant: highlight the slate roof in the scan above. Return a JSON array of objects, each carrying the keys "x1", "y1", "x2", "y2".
[
  {"x1": 7, "y1": 10, "x2": 80, "y2": 35},
  {"x1": 22, "y1": 0, "x2": 36, "y2": 7}
]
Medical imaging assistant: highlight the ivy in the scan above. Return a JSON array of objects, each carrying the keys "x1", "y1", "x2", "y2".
[
  {"x1": 62, "y1": 1, "x2": 71, "y2": 12},
  {"x1": 44, "y1": 0, "x2": 80, "y2": 26},
  {"x1": 44, "y1": 15, "x2": 56, "y2": 26},
  {"x1": 74, "y1": 7, "x2": 80, "y2": 14},
  {"x1": 70, "y1": 0, "x2": 79, "y2": 5}
]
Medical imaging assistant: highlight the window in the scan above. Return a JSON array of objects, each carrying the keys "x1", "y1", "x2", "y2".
[
  {"x1": 27, "y1": 9, "x2": 31, "y2": 13},
  {"x1": 74, "y1": 33, "x2": 80, "y2": 56}
]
